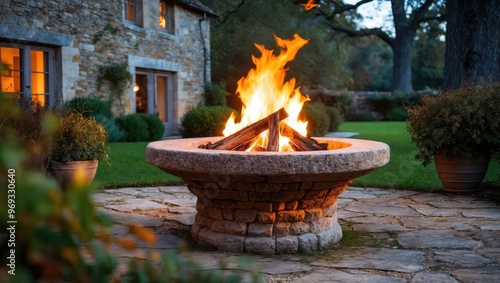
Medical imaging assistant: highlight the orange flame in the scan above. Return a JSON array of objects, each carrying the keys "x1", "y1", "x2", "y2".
[
  {"x1": 301, "y1": 0, "x2": 318, "y2": 11},
  {"x1": 223, "y1": 34, "x2": 310, "y2": 152}
]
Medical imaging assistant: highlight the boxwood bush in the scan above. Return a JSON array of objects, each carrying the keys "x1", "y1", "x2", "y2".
[
  {"x1": 180, "y1": 106, "x2": 235, "y2": 138},
  {"x1": 140, "y1": 114, "x2": 165, "y2": 141},
  {"x1": 205, "y1": 83, "x2": 230, "y2": 107},
  {"x1": 115, "y1": 114, "x2": 150, "y2": 142},
  {"x1": 325, "y1": 106, "x2": 343, "y2": 132},
  {"x1": 113, "y1": 114, "x2": 164, "y2": 142}
]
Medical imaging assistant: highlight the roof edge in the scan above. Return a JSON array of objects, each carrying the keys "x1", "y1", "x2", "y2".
[{"x1": 174, "y1": 0, "x2": 218, "y2": 17}]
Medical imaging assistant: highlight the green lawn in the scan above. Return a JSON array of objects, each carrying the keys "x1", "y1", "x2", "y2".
[
  {"x1": 339, "y1": 121, "x2": 499, "y2": 191},
  {"x1": 94, "y1": 142, "x2": 182, "y2": 188},
  {"x1": 94, "y1": 122, "x2": 499, "y2": 191}
]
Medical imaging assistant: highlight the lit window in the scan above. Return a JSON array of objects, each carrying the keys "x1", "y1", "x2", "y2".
[
  {"x1": 159, "y1": 0, "x2": 174, "y2": 34},
  {"x1": 125, "y1": 0, "x2": 136, "y2": 22},
  {"x1": 1, "y1": 45, "x2": 55, "y2": 107},
  {"x1": 124, "y1": 0, "x2": 143, "y2": 27}
]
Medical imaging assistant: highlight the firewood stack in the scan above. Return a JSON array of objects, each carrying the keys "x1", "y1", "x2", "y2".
[{"x1": 198, "y1": 107, "x2": 328, "y2": 151}]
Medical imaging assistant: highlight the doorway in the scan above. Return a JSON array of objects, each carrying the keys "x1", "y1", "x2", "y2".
[{"x1": 134, "y1": 69, "x2": 174, "y2": 136}]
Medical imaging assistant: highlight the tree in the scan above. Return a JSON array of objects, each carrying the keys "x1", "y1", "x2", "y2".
[
  {"x1": 412, "y1": 21, "x2": 445, "y2": 90},
  {"x1": 442, "y1": 0, "x2": 500, "y2": 89},
  {"x1": 303, "y1": 0, "x2": 445, "y2": 92},
  {"x1": 201, "y1": 0, "x2": 353, "y2": 108}
]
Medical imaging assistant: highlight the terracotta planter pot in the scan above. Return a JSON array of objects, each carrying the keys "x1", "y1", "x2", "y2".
[
  {"x1": 48, "y1": 160, "x2": 99, "y2": 189},
  {"x1": 434, "y1": 153, "x2": 491, "y2": 192}
]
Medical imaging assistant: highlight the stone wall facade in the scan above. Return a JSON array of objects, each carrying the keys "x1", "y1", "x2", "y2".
[{"x1": 0, "y1": 0, "x2": 213, "y2": 134}]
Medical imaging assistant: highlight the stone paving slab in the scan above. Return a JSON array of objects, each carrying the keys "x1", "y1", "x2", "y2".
[
  {"x1": 410, "y1": 272, "x2": 460, "y2": 283},
  {"x1": 92, "y1": 186, "x2": 500, "y2": 282},
  {"x1": 397, "y1": 230, "x2": 482, "y2": 249},
  {"x1": 411, "y1": 205, "x2": 461, "y2": 217},
  {"x1": 399, "y1": 216, "x2": 473, "y2": 231},
  {"x1": 451, "y1": 267, "x2": 500, "y2": 283},
  {"x1": 434, "y1": 250, "x2": 493, "y2": 267},
  {"x1": 461, "y1": 209, "x2": 500, "y2": 218},
  {"x1": 165, "y1": 213, "x2": 196, "y2": 226},
  {"x1": 474, "y1": 220, "x2": 500, "y2": 230},
  {"x1": 351, "y1": 223, "x2": 406, "y2": 232},
  {"x1": 101, "y1": 209, "x2": 164, "y2": 227},
  {"x1": 177, "y1": 251, "x2": 314, "y2": 275},
  {"x1": 473, "y1": 231, "x2": 500, "y2": 247},
  {"x1": 309, "y1": 248, "x2": 425, "y2": 272},
  {"x1": 344, "y1": 203, "x2": 420, "y2": 217},
  {"x1": 291, "y1": 269, "x2": 406, "y2": 283},
  {"x1": 104, "y1": 198, "x2": 169, "y2": 212}
]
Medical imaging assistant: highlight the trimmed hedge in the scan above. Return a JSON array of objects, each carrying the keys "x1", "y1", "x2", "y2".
[
  {"x1": 115, "y1": 114, "x2": 165, "y2": 142},
  {"x1": 364, "y1": 92, "x2": 427, "y2": 121},
  {"x1": 115, "y1": 114, "x2": 150, "y2": 142},
  {"x1": 205, "y1": 83, "x2": 230, "y2": 107},
  {"x1": 180, "y1": 106, "x2": 235, "y2": 138},
  {"x1": 140, "y1": 114, "x2": 165, "y2": 141},
  {"x1": 326, "y1": 106, "x2": 344, "y2": 132}
]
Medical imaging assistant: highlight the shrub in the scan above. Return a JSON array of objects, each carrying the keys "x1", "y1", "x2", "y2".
[
  {"x1": 0, "y1": 98, "x2": 54, "y2": 172},
  {"x1": 365, "y1": 92, "x2": 426, "y2": 121},
  {"x1": 180, "y1": 106, "x2": 235, "y2": 138},
  {"x1": 51, "y1": 112, "x2": 109, "y2": 162},
  {"x1": 65, "y1": 97, "x2": 113, "y2": 119},
  {"x1": 325, "y1": 106, "x2": 343, "y2": 132},
  {"x1": 115, "y1": 114, "x2": 150, "y2": 142},
  {"x1": 407, "y1": 83, "x2": 500, "y2": 166},
  {"x1": 0, "y1": 99, "x2": 263, "y2": 282},
  {"x1": 94, "y1": 114, "x2": 126, "y2": 142},
  {"x1": 140, "y1": 114, "x2": 165, "y2": 141},
  {"x1": 386, "y1": 107, "x2": 408, "y2": 121},
  {"x1": 300, "y1": 101, "x2": 330, "y2": 137},
  {"x1": 205, "y1": 82, "x2": 230, "y2": 106}
]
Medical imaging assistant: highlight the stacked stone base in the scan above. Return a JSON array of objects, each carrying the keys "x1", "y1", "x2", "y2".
[{"x1": 184, "y1": 175, "x2": 351, "y2": 254}]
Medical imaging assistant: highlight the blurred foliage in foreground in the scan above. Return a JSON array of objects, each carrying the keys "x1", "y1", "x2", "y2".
[{"x1": 0, "y1": 64, "x2": 263, "y2": 282}]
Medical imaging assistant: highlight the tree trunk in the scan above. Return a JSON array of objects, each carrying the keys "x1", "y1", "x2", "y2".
[
  {"x1": 443, "y1": 0, "x2": 500, "y2": 89},
  {"x1": 391, "y1": 30, "x2": 415, "y2": 92},
  {"x1": 390, "y1": 0, "x2": 415, "y2": 92}
]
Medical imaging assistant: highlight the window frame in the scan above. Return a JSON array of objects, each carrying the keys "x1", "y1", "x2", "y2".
[
  {"x1": 0, "y1": 43, "x2": 55, "y2": 107},
  {"x1": 124, "y1": 0, "x2": 143, "y2": 27},
  {"x1": 158, "y1": 0, "x2": 175, "y2": 34}
]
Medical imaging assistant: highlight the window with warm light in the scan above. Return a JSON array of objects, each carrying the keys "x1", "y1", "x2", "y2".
[
  {"x1": 0, "y1": 44, "x2": 55, "y2": 106},
  {"x1": 159, "y1": 0, "x2": 174, "y2": 34},
  {"x1": 124, "y1": 0, "x2": 143, "y2": 27}
]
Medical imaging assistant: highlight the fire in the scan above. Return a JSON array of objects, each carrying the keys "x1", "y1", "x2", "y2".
[
  {"x1": 223, "y1": 34, "x2": 310, "y2": 152},
  {"x1": 301, "y1": 0, "x2": 318, "y2": 11}
]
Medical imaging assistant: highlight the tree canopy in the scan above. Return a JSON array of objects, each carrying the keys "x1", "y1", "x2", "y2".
[{"x1": 201, "y1": 0, "x2": 448, "y2": 93}]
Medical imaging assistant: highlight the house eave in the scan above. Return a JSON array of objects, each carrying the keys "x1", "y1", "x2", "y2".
[{"x1": 175, "y1": 0, "x2": 218, "y2": 17}]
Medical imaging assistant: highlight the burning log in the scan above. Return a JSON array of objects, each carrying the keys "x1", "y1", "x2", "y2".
[
  {"x1": 280, "y1": 123, "x2": 328, "y2": 151},
  {"x1": 203, "y1": 108, "x2": 289, "y2": 151},
  {"x1": 267, "y1": 109, "x2": 281, "y2": 151}
]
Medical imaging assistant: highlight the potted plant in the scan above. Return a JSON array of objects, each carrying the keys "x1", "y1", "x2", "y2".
[
  {"x1": 48, "y1": 112, "x2": 109, "y2": 189},
  {"x1": 407, "y1": 83, "x2": 500, "y2": 192}
]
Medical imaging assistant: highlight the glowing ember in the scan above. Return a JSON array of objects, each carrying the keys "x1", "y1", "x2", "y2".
[
  {"x1": 223, "y1": 34, "x2": 310, "y2": 152},
  {"x1": 301, "y1": 0, "x2": 318, "y2": 11}
]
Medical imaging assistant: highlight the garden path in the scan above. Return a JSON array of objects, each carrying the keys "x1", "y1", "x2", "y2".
[{"x1": 92, "y1": 186, "x2": 500, "y2": 282}]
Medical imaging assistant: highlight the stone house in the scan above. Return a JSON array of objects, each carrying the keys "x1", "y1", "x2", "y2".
[{"x1": 0, "y1": 0, "x2": 215, "y2": 135}]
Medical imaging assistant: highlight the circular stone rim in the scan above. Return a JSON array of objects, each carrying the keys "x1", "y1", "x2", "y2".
[{"x1": 146, "y1": 137, "x2": 390, "y2": 176}]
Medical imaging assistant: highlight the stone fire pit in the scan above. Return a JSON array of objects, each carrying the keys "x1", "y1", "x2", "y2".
[{"x1": 146, "y1": 137, "x2": 389, "y2": 254}]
